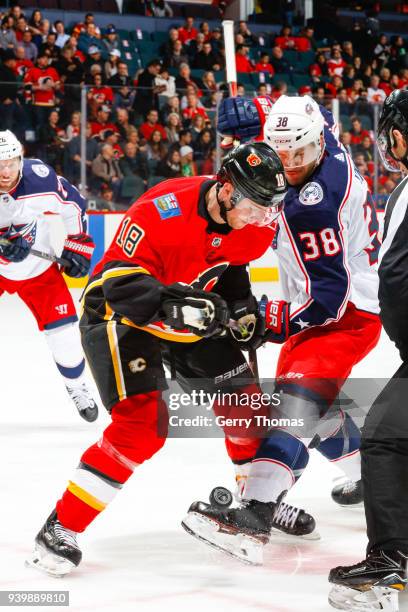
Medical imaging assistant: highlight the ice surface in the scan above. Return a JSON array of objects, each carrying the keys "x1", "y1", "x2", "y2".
[{"x1": 1, "y1": 287, "x2": 406, "y2": 612}]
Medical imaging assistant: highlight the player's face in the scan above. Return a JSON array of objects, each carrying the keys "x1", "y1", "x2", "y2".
[
  {"x1": 0, "y1": 157, "x2": 21, "y2": 192},
  {"x1": 277, "y1": 140, "x2": 322, "y2": 185},
  {"x1": 227, "y1": 196, "x2": 279, "y2": 229}
]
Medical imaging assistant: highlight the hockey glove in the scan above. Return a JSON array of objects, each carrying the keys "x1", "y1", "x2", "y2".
[
  {"x1": 160, "y1": 282, "x2": 230, "y2": 338},
  {"x1": 0, "y1": 224, "x2": 34, "y2": 263},
  {"x1": 217, "y1": 96, "x2": 273, "y2": 142},
  {"x1": 229, "y1": 294, "x2": 265, "y2": 351},
  {"x1": 61, "y1": 233, "x2": 95, "y2": 278},
  {"x1": 263, "y1": 297, "x2": 290, "y2": 344}
]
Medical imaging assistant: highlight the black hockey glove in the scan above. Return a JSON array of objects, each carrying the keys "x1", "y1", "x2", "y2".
[
  {"x1": 229, "y1": 294, "x2": 265, "y2": 351},
  {"x1": 0, "y1": 226, "x2": 33, "y2": 262},
  {"x1": 160, "y1": 282, "x2": 230, "y2": 338},
  {"x1": 61, "y1": 233, "x2": 95, "y2": 278}
]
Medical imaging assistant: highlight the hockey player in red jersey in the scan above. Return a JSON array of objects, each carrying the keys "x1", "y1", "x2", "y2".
[
  {"x1": 181, "y1": 95, "x2": 382, "y2": 563},
  {"x1": 26, "y1": 142, "x2": 321, "y2": 574},
  {"x1": 0, "y1": 130, "x2": 98, "y2": 422}
]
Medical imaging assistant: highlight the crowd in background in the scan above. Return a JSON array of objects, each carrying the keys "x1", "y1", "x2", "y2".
[{"x1": 0, "y1": 4, "x2": 405, "y2": 209}]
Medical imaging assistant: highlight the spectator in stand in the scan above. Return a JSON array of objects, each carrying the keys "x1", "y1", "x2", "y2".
[
  {"x1": 91, "y1": 143, "x2": 123, "y2": 198},
  {"x1": 156, "y1": 149, "x2": 181, "y2": 178},
  {"x1": 327, "y1": 47, "x2": 347, "y2": 77},
  {"x1": 352, "y1": 55, "x2": 363, "y2": 78},
  {"x1": 37, "y1": 19, "x2": 51, "y2": 47},
  {"x1": 193, "y1": 127, "x2": 213, "y2": 164},
  {"x1": 342, "y1": 41, "x2": 355, "y2": 65},
  {"x1": 388, "y1": 35, "x2": 408, "y2": 72},
  {"x1": 139, "y1": 109, "x2": 167, "y2": 142},
  {"x1": 255, "y1": 52, "x2": 274, "y2": 76},
  {"x1": 28, "y1": 9, "x2": 42, "y2": 35},
  {"x1": 300, "y1": 26, "x2": 318, "y2": 52},
  {"x1": 342, "y1": 65, "x2": 356, "y2": 89},
  {"x1": 164, "y1": 39, "x2": 189, "y2": 70},
  {"x1": 119, "y1": 141, "x2": 148, "y2": 182},
  {"x1": 54, "y1": 45, "x2": 84, "y2": 116},
  {"x1": 379, "y1": 67, "x2": 392, "y2": 95},
  {"x1": 78, "y1": 22, "x2": 103, "y2": 55},
  {"x1": 367, "y1": 74, "x2": 387, "y2": 104},
  {"x1": 201, "y1": 70, "x2": 218, "y2": 104},
  {"x1": 340, "y1": 131, "x2": 353, "y2": 155},
  {"x1": 54, "y1": 21, "x2": 69, "y2": 49},
  {"x1": 211, "y1": 27, "x2": 223, "y2": 52},
  {"x1": 21, "y1": 29, "x2": 37, "y2": 62},
  {"x1": 88, "y1": 73, "x2": 114, "y2": 118},
  {"x1": 178, "y1": 17, "x2": 198, "y2": 45},
  {"x1": 309, "y1": 53, "x2": 327, "y2": 83},
  {"x1": 338, "y1": 88, "x2": 352, "y2": 115},
  {"x1": 108, "y1": 61, "x2": 132, "y2": 88},
  {"x1": 15, "y1": 17, "x2": 28, "y2": 43},
  {"x1": 201, "y1": 146, "x2": 216, "y2": 174},
  {"x1": 65, "y1": 111, "x2": 81, "y2": 141},
  {"x1": 24, "y1": 51, "x2": 60, "y2": 128},
  {"x1": 90, "y1": 105, "x2": 118, "y2": 139},
  {"x1": 270, "y1": 46, "x2": 292, "y2": 74},
  {"x1": 180, "y1": 144, "x2": 197, "y2": 176},
  {"x1": 103, "y1": 129, "x2": 123, "y2": 159},
  {"x1": 154, "y1": 65, "x2": 176, "y2": 98},
  {"x1": 13, "y1": 44, "x2": 33, "y2": 78},
  {"x1": 39, "y1": 32, "x2": 61, "y2": 63},
  {"x1": 165, "y1": 112, "x2": 181, "y2": 144},
  {"x1": 354, "y1": 87, "x2": 372, "y2": 118},
  {"x1": 38, "y1": 109, "x2": 66, "y2": 171},
  {"x1": 10, "y1": 4, "x2": 24, "y2": 22},
  {"x1": 237, "y1": 20, "x2": 258, "y2": 46},
  {"x1": 0, "y1": 16, "x2": 17, "y2": 51},
  {"x1": 187, "y1": 32, "x2": 205, "y2": 62},
  {"x1": 390, "y1": 73, "x2": 401, "y2": 91},
  {"x1": 102, "y1": 25, "x2": 120, "y2": 56},
  {"x1": 349, "y1": 116, "x2": 371, "y2": 145},
  {"x1": 326, "y1": 74, "x2": 343, "y2": 98},
  {"x1": 104, "y1": 49, "x2": 121, "y2": 80},
  {"x1": 115, "y1": 107, "x2": 132, "y2": 143},
  {"x1": 175, "y1": 62, "x2": 203, "y2": 95},
  {"x1": 160, "y1": 27, "x2": 179, "y2": 57},
  {"x1": 354, "y1": 155, "x2": 373, "y2": 190},
  {"x1": 113, "y1": 83, "x2": 136, "y2": 116},
  {"x1": 194, "y1": 41, "x2": 222, "y2": 71},
  {"x1": 182, "y1": 91, "x2": 209, "y2": 124},
  {"x1": 354, "y1": 134, "x2": 374, "y2": 162},
  {"x1": 84, "y1": 46, "x2": 104, "y2": 79},
  {"x1": 147, "y1": 0, "x2": 173, "y2": 17},
  {"x1": 275, "y1": 25, "x2": 296, "y2": 50},
  {"x1": 145, "y1": 129, "x2": 167, "y2": 172},
  {"x1": 373, "y1": 33, "x2": 390, "y2": 67},
  {"x1": 0, "y1": 50, "x2": 26, "y2": 139},
  {"x1": 235, "y1": 44, "x2": 254, "y2": 73},
  {"x1": 176, "y1": 128, "x2": 193, "y2": 149},
  {"x1": 161, "y1": 94, "x2": 180, "y2": 123},
  {"x1": 72, "y1": 13, "x2": 101, "y2": 38},
  {"x1": 190, "y1": 114, "x2": 206, "y2": 142},
  {"x1": 134, "y1": 58, "x2": 162, "y2": 116},
  {"x1": 200, "y1": 22, "x2": 212, "y2": 43}
]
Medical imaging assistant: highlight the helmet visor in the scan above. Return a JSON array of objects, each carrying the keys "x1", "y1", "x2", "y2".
[
  {"x1": 277, "y1": 143, "x2": 321, "y2": 170},
  {"x1": 377, "y1": 128, "x2": 402, "y2": 173},
  {"x1": 233, "y1": 194, "x2": 284, "y2": 226}
]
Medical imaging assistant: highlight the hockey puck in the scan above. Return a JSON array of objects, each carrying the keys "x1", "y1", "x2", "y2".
[{"x1": 209, "y1": 487, "x2": 233, "y2": 508}]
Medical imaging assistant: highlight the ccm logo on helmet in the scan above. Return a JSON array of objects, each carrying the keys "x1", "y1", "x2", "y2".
[{"x1": 246, "y1": 153, "x2": 262, "y2": 167}]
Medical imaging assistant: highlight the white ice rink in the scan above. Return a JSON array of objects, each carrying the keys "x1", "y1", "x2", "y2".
[{"x1": 1, "y1": 286, "x2": 407, "y2": 612}]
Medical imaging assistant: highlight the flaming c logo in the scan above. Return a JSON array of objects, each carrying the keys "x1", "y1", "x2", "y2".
[{"x1": 246, "y1": 153, "x2": 261, "y2": 167}]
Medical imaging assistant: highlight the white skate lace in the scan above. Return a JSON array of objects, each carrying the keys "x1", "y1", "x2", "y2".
[
  {"x1": 54, "y1": 522, "x2": 79, "y2": 549},
  {"x1": 66, "y1": 383, "x2": 95, "y2": 412},
  {"x1": 343, "y1": 480, "x2": 358, "y2": 494},
  {"x1": 273, "y1": 501, "x2": 301, "y2": 529}
]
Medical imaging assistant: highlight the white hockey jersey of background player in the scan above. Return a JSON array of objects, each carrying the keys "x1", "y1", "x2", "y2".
[{"x1": 0, "y1": 130, "x2": 98, "y2": 422}]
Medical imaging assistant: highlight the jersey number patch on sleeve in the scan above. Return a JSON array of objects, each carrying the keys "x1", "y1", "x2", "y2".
[
  {"x1": 116, "y1": 217, "x2": 144, "y2": 258},
  {"x1": 298, "y1": 228, "x2": 341, "y2": 261}
]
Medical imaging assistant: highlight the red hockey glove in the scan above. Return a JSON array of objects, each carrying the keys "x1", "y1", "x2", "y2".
[
  {"x1": 61, "y1": 233, "x2": 95, "y2": 278},
  {"x1": 263, "y1": 298, "x2": 290, "y2": 344}
]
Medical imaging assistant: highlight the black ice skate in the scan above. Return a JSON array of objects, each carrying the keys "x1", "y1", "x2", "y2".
[
  {"x1": 26, "y1": 510, "x2": 82, "y2": 577},
  {"x1": 181, "y1": 487, "x2": 317, "y2": 565},
  {"x1": 328, "y1": 550, "x2": 408, "y2": 611},
  {"x1": 332, "y1": 479, "x2": 364, "y2": 508},
  {"x1": 66, "y1": 381, "x2": 98, "y2": 422}
]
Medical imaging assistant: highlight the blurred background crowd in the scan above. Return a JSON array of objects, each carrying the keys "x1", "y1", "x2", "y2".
[{"x1": 0, "y1": 0, "x2": 405, "y2": 209}]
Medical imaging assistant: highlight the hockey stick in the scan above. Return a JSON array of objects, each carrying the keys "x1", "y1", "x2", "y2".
[{"x1": 0, "y1": 237, "x2": 70, "y2": 267}]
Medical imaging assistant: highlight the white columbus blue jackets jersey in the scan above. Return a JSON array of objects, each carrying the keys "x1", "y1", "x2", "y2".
[
  {"x1": 0, "y1": 159, "x2": 87, "y2": 281},
  {"x1": 274, "y1": 108, "x2": 380, "y2": 336}
]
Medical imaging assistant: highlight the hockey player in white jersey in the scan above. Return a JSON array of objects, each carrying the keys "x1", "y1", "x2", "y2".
[
  {"x1": 182, "y1": 96, "x2": 382, "y2": 563},
  {"x1": 0, "y1": 130, "x2": 98, "y2": 422}
]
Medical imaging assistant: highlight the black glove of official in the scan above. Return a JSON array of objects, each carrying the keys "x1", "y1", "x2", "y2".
[
  {"x1": 0, "y1": 227, "x2": 32, "y2": 262},
  {"x1": 61, "y1": 233, "x2": 95, "y2": 278},
  {"x1": 229, "y1": 294, "x2": 266, "y2": 351},
  {"x1": 160, "y1": 282, "x2": 230, "y2": 338}
]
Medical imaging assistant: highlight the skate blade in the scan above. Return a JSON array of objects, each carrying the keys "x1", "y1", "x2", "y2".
[
  {"x1": 25, "y1": 544, "x2": 76, "y2": 578},
  {"x1": 181, "y1": 511, "x2": 264, "y2": 566},
  {"x1": 328, "y1": 584, "x2": 400, "y2": 611},
  {"x1": 269, "y1": 527, "x2": 321, "y2": 542},
  {"x1": 337, "y1": 502, "x2": 364, "y2": 510}
]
